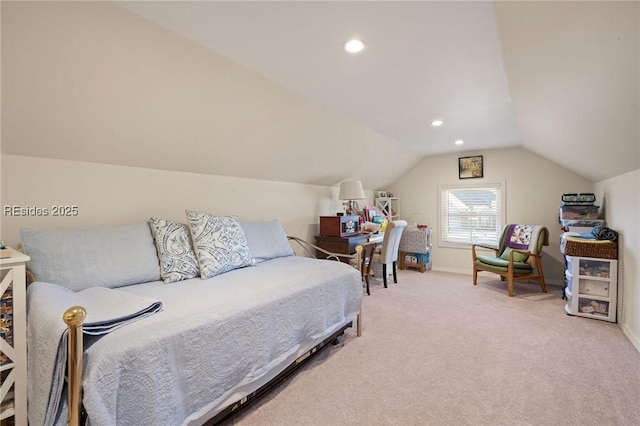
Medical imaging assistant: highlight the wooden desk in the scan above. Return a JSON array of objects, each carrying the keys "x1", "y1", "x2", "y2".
[
  {"x1": 368, "y1": 233, "x2": 384, "y2": 244},
  {"x1": 315, "y1": 234, "x2": 369, "y2": 263}
]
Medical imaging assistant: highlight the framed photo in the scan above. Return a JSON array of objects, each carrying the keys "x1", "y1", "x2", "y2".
[
  {"x1": 458, "y1": 155, "x2": 483, "y2": 179},
  {"x1": 377, "y1": 191, "x2": 388, "y2": 198}
]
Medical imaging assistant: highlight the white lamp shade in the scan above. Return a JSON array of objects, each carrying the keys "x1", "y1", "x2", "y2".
[{"x1": 339, "y1": 180, "x2": 365, "y2": 200}]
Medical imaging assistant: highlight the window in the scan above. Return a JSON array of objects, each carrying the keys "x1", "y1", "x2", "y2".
[{"x1": 438, "y1": 181, "x2": 505, "y2": 247}]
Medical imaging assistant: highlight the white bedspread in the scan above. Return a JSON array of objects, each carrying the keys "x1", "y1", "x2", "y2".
[
  {"x1": 26, "y1": 283, "x2": 163, "y2": 426},
  {"x1": 27, "y1": 256, "x2": 362, "y2": 426}
]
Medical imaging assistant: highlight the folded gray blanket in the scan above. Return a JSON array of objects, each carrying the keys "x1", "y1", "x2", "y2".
[
  {"x1": 26, "y1": 282, "x2": 163, "y2": 426},
  {"x1": 592, "y1": 225, "x2": 618, "y2": 242}
]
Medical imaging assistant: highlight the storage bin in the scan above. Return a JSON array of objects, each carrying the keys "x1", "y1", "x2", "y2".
[
  {"x1": 562, "y1": 193, "x2": 596, "y2": 204},
  {"x1": 559, "y1": 205, "x2": 599, "y2": 220},
  {"x1": 564, "y1": 255, "x2": 617, "y2": 322},
  {"x1": 560, "y1": 219, "x2": 604, "y2": 228},
  {"x1": 578, "y1": 297, "x2": 609, "y2": 317},
  {"x1": 578, "y1": 279, "x2": 609, "y2": 298},
  {"x1": 560, "y1": 236, "x2": 617, "y2": 259}
]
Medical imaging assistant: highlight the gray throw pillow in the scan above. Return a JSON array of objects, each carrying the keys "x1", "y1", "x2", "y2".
[
  {"x1": 240, "y1": 220, "x2": 294, "y2": 263},
  {"x1": 21, "y1": 223, "x2": 161, "y2": 291}
]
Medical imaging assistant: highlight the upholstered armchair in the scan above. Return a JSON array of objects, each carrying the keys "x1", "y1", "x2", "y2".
[{"x1": 472, "y1": 224, "x2": 549, "y2": 297}]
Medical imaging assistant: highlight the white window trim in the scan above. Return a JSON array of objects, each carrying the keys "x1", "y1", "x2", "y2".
[{"x1": 437, "y1": 180, "x2": 506, "y2": 249}]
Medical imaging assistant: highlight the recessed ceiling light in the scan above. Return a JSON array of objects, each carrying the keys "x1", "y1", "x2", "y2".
[
  {"x1": 431, "y1": 119, "x2": 444, "y2": 127},
  {"x1": 455, "y1": 140, "x2": 464, "y2": 145},
  {"x1": 344, "y1": 39, "x2": 364, "y2": 53}
]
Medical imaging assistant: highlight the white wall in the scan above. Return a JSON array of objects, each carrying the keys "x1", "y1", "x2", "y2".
[
  {"x1": 0, "y1": 155, "x2": 374, "y2": 252},
  {"x1": 1, "y1": 0, "x2": 418, "y2": 191},
  {"x1": 595, "y1": 169, "x2": 640, "y2": 352},
  {"x1": 389, "y1": 147, "x2": 594, "y2": 284}
]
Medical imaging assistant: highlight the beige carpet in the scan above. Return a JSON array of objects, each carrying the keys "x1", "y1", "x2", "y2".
[{"x1": 226, "y1": 270, "x2": 640, "y2": 426}]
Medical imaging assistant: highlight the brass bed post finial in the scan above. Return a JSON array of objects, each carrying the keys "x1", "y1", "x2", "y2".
[{"x1": 63, "y1": 306, "x2": 87, "y2": 426}]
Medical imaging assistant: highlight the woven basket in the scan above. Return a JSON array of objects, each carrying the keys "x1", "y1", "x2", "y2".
[{"x1": 561, "y1": 237, "x2": 617, "y2": 259}]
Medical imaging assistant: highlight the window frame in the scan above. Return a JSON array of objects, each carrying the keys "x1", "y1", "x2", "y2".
[{"x1": 437, "y1": 180, "x2": 506, "y2": 249}]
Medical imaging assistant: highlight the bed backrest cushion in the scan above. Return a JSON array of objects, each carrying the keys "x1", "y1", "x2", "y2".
[
  {"x1": 186, "y1": 210, "x2": 254, "y2": 279},
  {"x1": 148, "y1": 218, "x2": 200, "y2": 283},
  {"x1": 21, "y1": 223, "x2": 161, "y2": 291},
  {"x1": 240, "y1": 219, "x2": 294, "y2": 264}
]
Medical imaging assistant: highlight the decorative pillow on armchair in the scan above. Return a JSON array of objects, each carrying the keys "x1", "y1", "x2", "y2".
[
  {"x1": 186, "y1": 210, "x2": 255, "y2": 279},
  {"x1": 500, "y1": 247, "x2": 529, "y2": 263},
  {"x1": 148, "y1": 218, "x2": 200, "y2": 283}
]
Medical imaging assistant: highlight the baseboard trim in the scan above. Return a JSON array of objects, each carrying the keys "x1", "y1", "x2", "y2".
[
  {"x1": 431, "y1": 266, "x2": 470, "y2": 275},
  {"x1": 429, "y1": 266, "x2": 563, "y2": 286},
  {"x1": 620, "y1": 322, "x2": 640, "y2": 353},
  {"x1": 431, "y1": 267, "x2": 638, "y2": 353}
]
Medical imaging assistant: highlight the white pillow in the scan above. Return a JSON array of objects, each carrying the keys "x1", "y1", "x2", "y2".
[
  {"x1": 185, "y1": 210, "x2": 254, "y2": 279},
  {"x1": 240, "y1": 220, "x2": 294, "y2": 264},
  {"x1": 148, "y1": 218, "x2": 200, "y2": 283}
]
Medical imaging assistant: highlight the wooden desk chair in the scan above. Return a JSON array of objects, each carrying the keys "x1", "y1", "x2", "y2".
[
  {"x1": 371, "y1": 220, "x2": 408, "y2": 288},
  {"x1": 355, "y1": 242, "x2": 377, "y2": 295}
]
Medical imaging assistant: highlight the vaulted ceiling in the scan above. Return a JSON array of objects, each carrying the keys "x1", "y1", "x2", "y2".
[
  {"x1": 116, "y1": 0, "x2": 640, "y2": 183},
  {"x1": 2, "y1": 1, "x2": 638, "y2": 188}
]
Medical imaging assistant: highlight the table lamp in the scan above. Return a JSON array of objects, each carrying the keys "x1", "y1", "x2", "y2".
[{"x1": 338, "y1": 180, "x2": 365, "y2": 215}]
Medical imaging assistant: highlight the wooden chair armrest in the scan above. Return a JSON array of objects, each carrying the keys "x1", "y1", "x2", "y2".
[
  {"x1": 471, "y1": 244, "x2": 498, "y2": 261},
  {"x1": 509, "y1": 248, "x2": 542, "y2": 269},
  {"x1": 509, "y1": 248, "x2": 543, "y2": 260},
  {"x1": 510, "y1": 248, "x2": 537, "y2": 257}
]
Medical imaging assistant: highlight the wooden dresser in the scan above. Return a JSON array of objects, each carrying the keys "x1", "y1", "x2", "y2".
[{"x1": 314, "y1": 234, "x2": 369, "y2": 263}]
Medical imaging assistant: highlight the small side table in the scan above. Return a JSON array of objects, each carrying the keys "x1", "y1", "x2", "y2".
[{"x1": 399, "y1": 227, "x2": 431, "y2": 272}]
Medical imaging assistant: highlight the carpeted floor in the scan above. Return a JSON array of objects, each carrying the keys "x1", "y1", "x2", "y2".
[{"x1": 225, "y1": 270, "x2": 640, "y2": 426}]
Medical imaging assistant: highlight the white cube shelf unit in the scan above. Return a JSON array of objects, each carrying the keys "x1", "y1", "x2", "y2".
[
  {"x1": 564, "y1": 255, "x2": 617, "y2": 322},
  {"x1": 375, "y1": 197, "x2": 400, "y2": 221},
  {"x1": 1, "y1": 248, "x2": 30, "y2": 425}
]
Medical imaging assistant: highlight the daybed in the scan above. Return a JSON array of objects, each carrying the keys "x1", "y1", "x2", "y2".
[{"x1": 22, "y1": 213, "x2": 363, "y2": 426}]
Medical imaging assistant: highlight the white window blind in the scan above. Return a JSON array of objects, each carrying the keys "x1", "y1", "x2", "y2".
[{"x1": 438, "y1": 181, "x2": 505, "y2": 247}]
